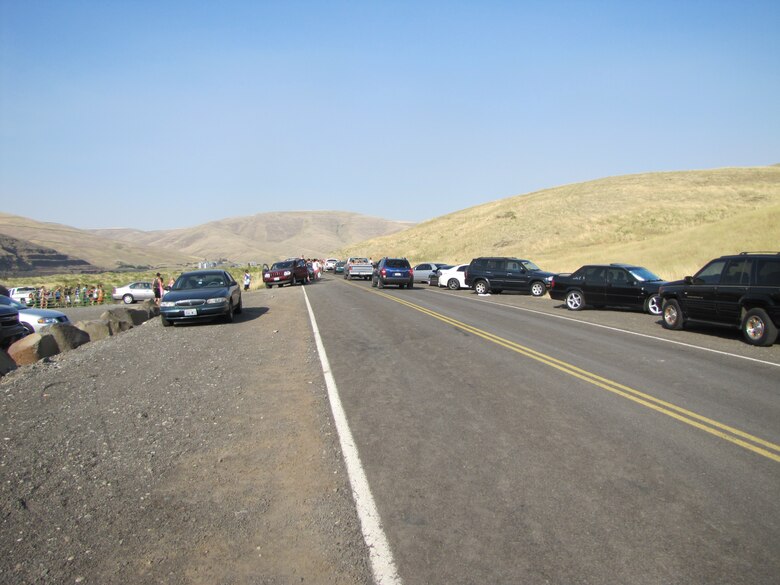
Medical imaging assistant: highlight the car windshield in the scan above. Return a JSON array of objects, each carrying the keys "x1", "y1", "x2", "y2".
[
  {"x1": 0, "y1": 296, "x2": 24, "y2": 309},
  {"x1": 271, "y1": 261, "x2": 295, "y2": 270},
  {"x1": 520, "y1": 260, "x2": 541, "y2": 271},
  {"x1": 627, "y1": 267, "x2": 662, "y2": 282},
  {"x1": 351, "y1": 258, "x2": 369, "y2": 264},
  {"x1": 173, "y1": 272, "x2": 226, "y2": 290}
]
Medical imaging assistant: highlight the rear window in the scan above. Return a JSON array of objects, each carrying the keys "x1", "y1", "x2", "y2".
[{"x1": 385, "y1": 259, "x2": 410, "y2": 269}]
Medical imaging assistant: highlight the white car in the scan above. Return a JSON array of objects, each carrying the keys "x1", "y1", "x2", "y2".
[
  {"x1": 413, "y1": 262, "x2": 449, "y2": 283},
  {"x1": 112, "y1": 281, "x2": 155, "y2": 304},
  {"x1": 324, "y1": 258, "x2": 339, "y2": 271},
  {"x1": 0, "y1": 295, "x2": 70, "y2": 333},
  {"x1": 9, "y1": 286, "x2": 37, "y2": 305},
  {"x1": 437, "y1": 264, "x2": 469, "y2": 290}
]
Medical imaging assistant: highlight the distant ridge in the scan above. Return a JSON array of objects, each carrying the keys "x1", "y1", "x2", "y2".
[{"x1": 0, "y1": 234, "x2": 96, "y2": 277}]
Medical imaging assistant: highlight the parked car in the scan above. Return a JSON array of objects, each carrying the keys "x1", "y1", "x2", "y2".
[
  {"x1": 159, "y1": 269, "x2": 242, "y2": 327},
  {"x1": 549, "y1": 263, "x2": 666, "y2": 315},
  {"x1": 0, "y1": 303, "x2": 27, "y2": 349},
  {"x1": 464, "y1": 257, "x2": 555, "y2": 296},
  {"x1": 9, "y1": 286, "x2": 37, "y2": 305},
  {"x1": 437, "y1": 264, "x2": 469, "y2": 290},
  {"x1": 659, "y1": 252, "x2": 780, "y2": 346},
  {"x1": 413, "y1": 262, "x2": 449, "y2": 284},
  {"x1": 263, "y1": 259, "x2": 309, "y2": 288},
  {"x1": 428, "y1": 265, "x2": 453, "y2": 287},
  {"x1": 334, "y1": 261, "x2": 346, "y2": 274},
  {"x1": 372, "y1": 257, "x2": 414, "y2": 289},
  {"x1": 112, "y1": 281, "x2": 155, "y2": 304},
  {"x1": 324, "y1": 258, "x2": 339, "y2": 271},
  {"x1": 0, "y1": 295, "x2": 70, "y2": 333}
]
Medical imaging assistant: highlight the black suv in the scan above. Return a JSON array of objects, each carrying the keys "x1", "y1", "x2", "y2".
[
  {"x1": 0, "y1": 304, "x2": 27, "y2": 350},
  {"x1": 372, "y1": 257, "x2": 414, "y2": 289},
  {"x1": 659, "y1": 252, "x2": 780, "y2": 346},
  {"x1": 464, "y1": 257, "x2": 554, "y2": 296}
]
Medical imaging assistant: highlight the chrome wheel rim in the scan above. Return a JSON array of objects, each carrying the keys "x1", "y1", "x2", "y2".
[
  {"x1": 745, "y1": 316, "x2": 765, "y2": 340},
  {"x1": 647, "y1": 296, "x2": 661, "y2": 315},
  {"x1": 566, "y1": 292, "x2": 582, "y2": 309}
]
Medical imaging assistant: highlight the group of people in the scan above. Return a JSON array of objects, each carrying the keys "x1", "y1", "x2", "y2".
[{"x1": 25, "y1": 284, "x2": 106, "y2": 308}]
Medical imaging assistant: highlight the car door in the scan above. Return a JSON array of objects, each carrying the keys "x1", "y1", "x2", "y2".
[
  {"x1": 605, "y1": 267, "x2": 639, "y2": 308},
  {"x1": 479, "y1": 258, "x2": 505, "y2": 290},
  {"x1": 503, "y1": 259, "x2": 529, "y2": 292},
  {"x1": 580, "y1": 266, "x2": 607, "y2": 305},
  {"x1": 683, "y1": 259, "x2": 726, "y2": 321},
  {"x1": 414, "y1": 264, "x2": 432, "y2": 283},
  {"x1": 715, "y1": 258, "x2": 751, "y2": 323}
]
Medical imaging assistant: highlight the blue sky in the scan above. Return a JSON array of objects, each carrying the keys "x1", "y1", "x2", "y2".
[{"x1": 1, "y1": 1, "x2": 778, "y2": 230}]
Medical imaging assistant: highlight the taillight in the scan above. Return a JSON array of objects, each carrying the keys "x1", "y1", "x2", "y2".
[
  {"x1": 381, "y1": 268, "x2": 387, "y2": 277},
  {"x1": 550, "y1": 277, "x2": 555, "y2": 288},
  {"x1": 409, "y1": 268, "x2": 414, "y2": 277}
]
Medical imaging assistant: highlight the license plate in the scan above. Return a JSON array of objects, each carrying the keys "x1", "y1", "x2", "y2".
[
  {"x1": 273, "y1": 277, "x2": 280, "y2": 281},
  {"x1": 184, "y1": 308, "x2": 197, "y2": 316},
  {"x1": 394, "y1": 272, "x2": 402, "y2": 277}
]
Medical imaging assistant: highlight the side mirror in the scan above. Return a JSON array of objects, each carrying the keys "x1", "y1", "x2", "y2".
[{"x1": 684, "y1": 276, "x2": 694, "y2": 285}]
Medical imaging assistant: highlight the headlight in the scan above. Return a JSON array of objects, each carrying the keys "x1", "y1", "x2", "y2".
[
  {"x1": 160, "y1": 301, "x2": 176, "y2": 307},
  {"x1": 37, "y1": 317, "x2": 58, "y2": 324},
  {"x1": 544, "y1": 276, "x2": 553, "y2": 283},
  {"x1": 283, "y1": 270, "x2": 292, "y2": 276},
  {"x1": 206, "y1": 297, "x2": 228, "y2": 304},
  {"x1": 263, "y1": 273, "x2": 270, "y2": 278}
]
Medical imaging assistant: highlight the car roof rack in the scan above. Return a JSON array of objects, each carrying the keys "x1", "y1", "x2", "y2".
[{"x1": 738, "y1": 251, "x2": 780, "y2": 255}]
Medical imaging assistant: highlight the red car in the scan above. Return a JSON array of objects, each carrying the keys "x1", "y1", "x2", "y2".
[{"x1": 263, "y1": 259, "x2": 310, "y2": 288}]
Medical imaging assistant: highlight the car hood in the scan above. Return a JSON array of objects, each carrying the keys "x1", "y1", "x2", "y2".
[
  {"x1": 163, "y1": 288, "x2": 230, "y2": 301},
  {"x1": 19, "y1": 308, "x2": 68, "y2": 319}
]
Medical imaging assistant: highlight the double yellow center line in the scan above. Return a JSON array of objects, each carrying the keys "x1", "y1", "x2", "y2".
[{"x1": 360, "y1": 284, "x2": 780, "y2": 463}]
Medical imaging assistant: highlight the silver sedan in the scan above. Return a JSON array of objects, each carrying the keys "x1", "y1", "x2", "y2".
[{"x1": 0, "y1": 295, "x2": 70, "y2": 333}]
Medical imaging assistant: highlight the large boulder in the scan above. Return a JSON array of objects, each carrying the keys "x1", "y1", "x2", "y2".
[
  {"x1": 41, "y1": 323, "x2": 90, "y2": 352},
  {"x1": 74, "y1": 319, "x2": 113, "y2": 342},
  {"x1": 0, "y1": 350, "x2": 16, "y2": 376},
  {"x1": 99, "y1": 310, "x2": 134, "y2": 333},
  {"x1": 7, "y1": 333, "x2": 59, "y2": 365}
]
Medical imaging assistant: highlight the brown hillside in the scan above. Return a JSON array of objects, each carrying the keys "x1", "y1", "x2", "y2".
[
  {"x1": 91, "y1": 211, "x2": 415, "y2": 263},
  {"x1": 336, "y1": 166, "x2": 780, "y2": 280}
]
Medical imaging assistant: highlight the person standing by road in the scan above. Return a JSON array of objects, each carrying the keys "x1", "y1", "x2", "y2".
[
  {"x1": 243, "y1": 270, "x2": 251, "y2": 291},
  {"x1": 153, "y1": 273, "x2": 164, "y2": 305}
]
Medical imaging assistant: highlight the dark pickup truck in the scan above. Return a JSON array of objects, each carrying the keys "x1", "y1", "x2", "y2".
[
  {"x1": 659, "y1": 252, "x2": 780, "y2": 346},
  {"x1": 549, "y1": 263, "x2": 666, "y2": 315}
]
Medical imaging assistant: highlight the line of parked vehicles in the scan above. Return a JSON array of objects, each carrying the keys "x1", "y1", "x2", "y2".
[{"x1": 334, "y1": 252, "x2": 780, "y2": 347}]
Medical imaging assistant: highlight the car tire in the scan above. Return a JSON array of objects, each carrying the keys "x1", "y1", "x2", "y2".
[
  {"x1": 474, "y1": 280, "x2": 489, "y2": 295},
  {"x1": 377, "y1": 279, "x2": 384, "y2": 289},
  {"x1": 224, "y1": 301, "x2": 234, "y2": 323},
  {"x1": 122, "y1": 294, "x2": 134, "y2": 304},
  {"x1": 565, "y1": 290, "x2": 584, "y2": 311},
  {"x1": 741, "y1": 308, "x2": 778, "y2": 346},
  {"x1": 644, "y1": 294, "x2": 662, "y2": 316},
  {"x1": 161, "y1": 317, "x2": 171, "y2": 327},
  {"x1": 371, "y1": 277, "x2": 377, "y2": 287},
  {"x1": 530, "y1": 281, "x2": 546, "y2": 297},
  {"x1": 267, "y1": 284, "x2": 273, "y2": 289},
  {"x1": 21, "y1": 323, "x2": 34, "y2": 334},
  {"x1": 408, "y1": 281, "x2": 414, "y2": 289},
  {"x1": 447, "y1": 278, "x2": 460, "y2": 290},
  {"x1": 661, "y1": 299, "x2": 685, "y2": 330},
  {"x1": 235, "y1": 297, "x2": 243, "y2": 314}
]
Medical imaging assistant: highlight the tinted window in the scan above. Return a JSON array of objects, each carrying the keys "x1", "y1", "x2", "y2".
[
  {"x1": 694, "y1": 260, "x2": 726, "y2": 284},
  {"x1": 385, "y1": 259, "x2": 410, "y2": 268},
  {"x1": 271, "y1": 261, "x2": 295, "y2": 269},
  {"x1": 607, "y1": 268, "x2": 630, "y2": 284},
  {"x1": 583, "y1": 266, "x2": 605, "y2": 281},
  {"x1": 506, "y1": 260, "x2": 522, "y2": 272},
  {"x1": 416, "y1": 264, "x2": 431, "y2": 270},
  {"x1": 756, "y1": 259, "x2": 780, "y2": 286},
  {"x1": 721, "y1": 259, "x2": 751, "y2": 285}
]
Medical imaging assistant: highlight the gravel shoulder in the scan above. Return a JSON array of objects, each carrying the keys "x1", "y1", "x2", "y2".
[{"x1": 1, "y1": 288, "x2": 372, "y2": 584}]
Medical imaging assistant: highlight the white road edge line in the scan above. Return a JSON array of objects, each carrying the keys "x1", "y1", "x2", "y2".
[
  {"x1": 303, "y1": 288, "x2": 403, "y2": 585},
  {"x1": 429, "y1": 288, "x2": 780, "y2": 368}
]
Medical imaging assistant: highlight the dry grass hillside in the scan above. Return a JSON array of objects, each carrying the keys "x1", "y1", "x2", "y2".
[
  {"x1": 336, "y1": 166, "x2": 780, "y2": 280},
  {"x1": 91, "y1": 211, "x2": 414, "y2": 263},
  {"x1": 0, "y1": 213, "x2": 197, "y2": 270}
]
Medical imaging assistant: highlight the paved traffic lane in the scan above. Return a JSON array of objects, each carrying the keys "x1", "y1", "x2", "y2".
[{"x1": 307, "y1": 277, "x2": 780, "y2": 585}]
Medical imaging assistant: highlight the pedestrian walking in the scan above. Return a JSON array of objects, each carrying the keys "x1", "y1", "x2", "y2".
[{"x1": 153, "y1": 273, "x2": 164, "y2": 305}]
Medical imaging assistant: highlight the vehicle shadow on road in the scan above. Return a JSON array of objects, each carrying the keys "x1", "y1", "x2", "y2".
[{"x1": 236, "y1": 306, "x2": 269, "y2": 322}]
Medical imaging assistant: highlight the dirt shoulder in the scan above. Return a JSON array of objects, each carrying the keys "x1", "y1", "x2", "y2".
[{"x1": 1, "y1": 288, "x2": 372, "y2": 584}]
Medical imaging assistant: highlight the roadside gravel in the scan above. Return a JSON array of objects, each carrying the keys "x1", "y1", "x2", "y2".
[{"x1": 1, "y1": 288, "x2": 372, "y2": 584}]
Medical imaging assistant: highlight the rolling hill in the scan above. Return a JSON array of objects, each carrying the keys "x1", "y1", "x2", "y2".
[
  {"x1": 90, "y1": 211, "x2": 415, "y2": 263},
  {"x1": 335, "y1": 166, "x2": 780, "y2": 280}
]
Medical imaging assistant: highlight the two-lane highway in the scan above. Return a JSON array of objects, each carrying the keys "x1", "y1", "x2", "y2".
[{"x1": 305, "y1": 276, "x2": 779, "y2": 585}]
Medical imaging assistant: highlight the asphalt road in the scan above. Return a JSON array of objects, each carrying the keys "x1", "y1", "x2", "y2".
[{"x1": 306, "y1": 276, "x2": 780, "y2": 585}]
